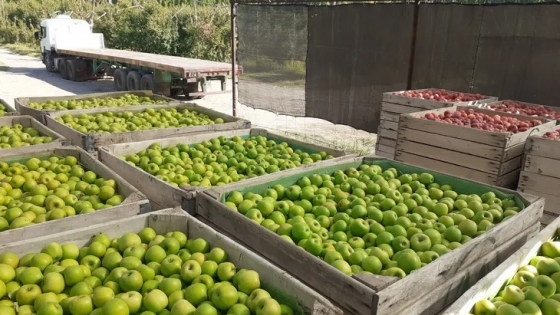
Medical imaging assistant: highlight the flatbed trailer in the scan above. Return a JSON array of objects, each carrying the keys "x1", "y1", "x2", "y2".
[{"x1": 37, "y1": 15, "x2": 241, "y2": 99}]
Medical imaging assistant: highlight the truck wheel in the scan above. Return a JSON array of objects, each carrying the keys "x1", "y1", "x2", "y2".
[
  {"x1": 126, "y1": 71, "x2": 142, "y2": 91},
  {"x1": 170, "y1": 89, "x2": 182, "y2": 97},
  {"x1": 59, "y1": 59, "x2": 69, "y2": 80},
  {"x1": 184, "y1": 82, "x2": 204, "y2": 100},
  {"x1": 140, "y1": 74, "x2": 156, "y2": 91},
  {"x1": 114, "y1": 69, "x2": 128, "y2": 91}
]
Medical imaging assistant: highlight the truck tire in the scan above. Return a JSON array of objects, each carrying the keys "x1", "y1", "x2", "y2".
[
  {"x1": 170, "y1": 89, "x2": 182, "y2": 97},
  {"x1": 184, "y1": 82, "x2": 204, "y2": 100},
  {"x1": 140, "y1": 74, "x2": 156, "y2": 91},
  {"x1": 114, "y1": 69, "x2": 128, "y2": 91},
  {"x1": 67, "y1": 60, "x2": 87, "y2": 81},
  {"x1": 59, "y1": 59, "x2": 69, "y2": 80},
  {"x1": 126, "y1": 71, "x2": 142, "y2": 91}
]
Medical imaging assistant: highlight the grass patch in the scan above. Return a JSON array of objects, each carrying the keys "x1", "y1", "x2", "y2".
[{"x1": 2, "y1": 43, "x2": 41, "y2": 58}]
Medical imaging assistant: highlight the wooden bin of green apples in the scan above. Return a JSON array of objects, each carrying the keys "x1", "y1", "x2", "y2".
[
  {"x1": 196, "y1": 155, "x2": 544, "y2": 315},
  {"x1": 442, "y1": 213, "x2": 560, "y2": 315},
  {"x1": 14, "y1": 90, "x2": 179, "y2": 124},
  {"x1": 0, "y1": 116, "x2": 70, "y2": 157},
  {"x1": 0, "y1": 208, "x2": 343, "y2": 315},
  {"x1": 0, "y1": 146, "x2": 150, "y2": 245},
  {"x1": 0, "y1": 98, "x2": 20, "y2": 117},
  {"x1": 44, "y1": 103, "x2": 251, "y2": 154},
  {"x1": 97, "y1": 128, "x2": 354, "y2": 211}
]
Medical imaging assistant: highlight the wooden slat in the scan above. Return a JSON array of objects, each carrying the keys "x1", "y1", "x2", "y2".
[
  {"x1": 380, "y1": 111, "x2": 400, "y2": 123},
  {"x1": 379, "y1": 120, "x2": 399, "y2": 132},
  {"x1": 378, "y1": 128, "x2": 398, "y2": 140},
  {"x1": 524, "y1": 154, "x2": 560, "y2": 179},
  {"x1": 442, "y1": 216, "x2": 560, "y2": 315},
  {"x1": 382, "y1": 89, "x2": 497, "y2": 109},
  {"x1": 517, "y1": 187, "x2": 560, "y2": 215},
  {"x1": 518, "y1": 171, "x2": 560, "y2": 197}
]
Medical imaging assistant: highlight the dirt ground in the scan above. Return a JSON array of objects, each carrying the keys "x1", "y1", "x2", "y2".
[{"x1": 0, "y1": 48, "x2": 376, "y2": 154}]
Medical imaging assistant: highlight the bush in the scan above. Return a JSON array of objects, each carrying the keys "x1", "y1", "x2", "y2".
[{"x1": 0, "y1": 0, "x2": 231, "y2": 62}]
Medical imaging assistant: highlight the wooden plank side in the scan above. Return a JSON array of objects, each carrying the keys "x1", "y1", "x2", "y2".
[
  {"x1": 378, "y1": 128, "x2": 398, "y2": 140},
  {"x1": 518, "y1": 171, "x2": 560, "y2": 197},
  {"x1": 395, "y1": 151, "x2": 498, "y2": 185},
  {"x1": 442, "y1": 216, "x2": 560, "y2": 315},
  {"x1": 396, "y1": 140, "x2": 501, "y2": 175},
  {"x1": 0, "y1": 209, "x2": 342, "y2": 315},
  {"x1": 380, "y1": 111, "x2": 400, "y2": 123},
  {"x1": 381, "y1": 102, "x2": 429, "y2": 115},
  {"x1": 517, "y1": 187, "x2": 560, "y2": 215},
  {"x1": 541, "y1": 212, "x2": 558, "y2": 226},
  {"x1": 396, "y1": 223, "x2": 539, "y2": 315},
  {"x1": 524, "y1": 154, "x2": 560, "y2": 179},
  {"x1": 379, "y1": 120, "x2": 399, "y2": 132},
  {"x1": 378, "y1": 137, "x2": 396, "y2": 148},
  {"x1": 526, "y1": 135, "x2": 560, "y2": 160},
  {"x1": 397, "y1": 127, "x2": 505, "y2": 161},
  {"x1": 382, "y1": 90, "x2": 497, "y2": 109}
]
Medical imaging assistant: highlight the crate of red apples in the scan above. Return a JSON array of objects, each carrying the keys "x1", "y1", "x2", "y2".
[
  {"x1": 519, "y1": 125, "x2": 560, "y2": 225},
  {"x1": 394, "y1": 106, "x2": 556, "y2": 188},
  {"x1": 377, "y1": 89, "x2": 497, "y2": 159},
  {"x1": 484, "y1": 100, "x2": 560, "y2": 121}
]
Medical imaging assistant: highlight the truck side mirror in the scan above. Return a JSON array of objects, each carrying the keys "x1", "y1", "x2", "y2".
[{"x1": 34, "y1": 31, "x2": 40, "y2": 41}]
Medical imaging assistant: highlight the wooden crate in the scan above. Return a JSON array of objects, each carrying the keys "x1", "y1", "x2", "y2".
[
  {"x1": 395, "y1": 106, "x2": 556, "y2": 188},
  {"x1": 44, "y1": 103, "x2": 251, "y2": 153},
  {"x1": 481, "y1": 99, "x2": 560, "y2": 122},
  {"x1": 518, "y1": 125, "x2": 560, "y2": 226},
  {"x1": 0, "y1": 208, "x2": 343, "y2": 315},
  {"x1": 442, "y1": 214, "x2": 560, "y2": 315},
  {"x1": 98, "y1": 128, "x2": 355, "y2": 211},
  {"x1": 0, "y1": 146, "x2": 150, "y2": 244},
  {"x1": 376, "y1": 89, "x2": 498, "y2": 159},
  {"x1": 13, "y1": 90, "x2": 180, "y2": 124},
  {"x1": 197, "y1": 155, "x2": 544, "y2": 315},
  {"x1": 0, "y1": 98, "x2": 20, "y2": 116},
  {"x1": 0, "y1": 116, "x2": 70, "y2": 156}
]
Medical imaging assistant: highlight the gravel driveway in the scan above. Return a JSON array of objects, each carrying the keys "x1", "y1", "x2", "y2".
[{"x1": 0, "y1": 48, "x2": 375, "y2": 153}]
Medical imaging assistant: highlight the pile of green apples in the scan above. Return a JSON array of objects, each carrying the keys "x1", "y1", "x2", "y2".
[
  {"x1": 28, "y1": 94, "x2": 167, "y2": 111},
  {"x1": 223, "y1": 164, "x2": 521, "y2": 278},
  {"x1": 0, "y1": 124, "x2": 54, "y2": 149},
  {"x1": 472, "y1": 233, "x2": 560, "y2": 315},
  {"x1": 55, "y1": 108, "x2": 224, "y2": 135},
  {"x1": 123, "y1": 135, "x2": 334, "y2": 188},
  {"x1": 0, "y1": 228, "x2": 296, "y2": 315},
  {"x1": 0, "y1": 156, "x2": 124, "y2": 232},
  {"x1": 0, "y1": 104, "x2": 9, "y2": 117}
]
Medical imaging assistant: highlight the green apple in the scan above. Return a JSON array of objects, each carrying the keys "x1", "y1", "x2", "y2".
[
  {"x1": 0, "y1": 264, "x2": 16, "y2": 283},
  {"x1": 139, "y1": 227, "x2": 157, "y2": 244},
  {"x1": 542, "y1": 241, "x2": 560, "y2": 258},
  {"x1": 160, "y1": 237, "x2": 181, "y2": 256},
  {"x1": 205, "y1": 248, "x2": 228, "y2": 264},
  {"x1": 30, "y1": 253, "x2": 53, "y2": 272},
  {"x1": 16, "y1": 284, "x2": 42, "y2": 306},
  {"x1": 123, "y1": 245, "x2": 146, "y2": 261},
  {"x1": 217, "y1": 262, "x2": 236, "y2": 282},
  {"x1": 171, "y1": 299, "x2": 196, "y2": 315},
  {"x1": 193, "y1": 274, "x2": 215, "y2": 290},
  {"x1": 246, "y1": 289, "x2": 272, "y2": 312},
  {"x1": 137, "y1": 264, "x2": 156, "y2": 282},
  {"x1": 119, "y1": 291, "x2": 143, "y2": 313},
  {"x1": 211, "y1": 282, "x2": 238, "y2": 310},
  {"x1": 81, "y1": 255, "x2": 101, "y2": 271},
  {"x1": 227, "y1": 303, "x2": 250, "y2": 315},
  {"x1": 187, "y1": 238, "x2": 210, "y2": 254},
  {"x1": 516, "y1": 299, "x2": 541, "y2": 314},
  {"x1": 195, "y1": 303, "x2": 218, "y2": 315},
  {"x1": 473, "y1": 299, "x2": 496, "y2": 315},
  {"x1": 92, "y1": 286, "x2": 115, "y2": 307},
  {"x1": 119, "y1": 270, "x2": 144, "y2": 292},
  {"x1": 63, "y1": 265, "x2": 85, "y2": 286},
  {"x1": 181, "y1": 260, "x2": 202, "y2": 283},
  {"x1": 541, "y1": 298, "x2": 560, "y2": 315},
  {"x1": 117, "y1": 232, "x2": 142, "y2": 252},
  {"x1": 511, "y1": 271, "x2": 538, "y2": 289},
  {"x1": 69, "y1": 281, "x2": 93, "y2": 296},
  {"x1": 101, "y1": 297, "x2": 130, "y2": 315},
  {"x1": 41, "y1": 242, "x2": 63, "y2": 262},
  {"x1": 34, "y1": 292, "x2": 59, "y2": 310},
  {"x1": 184, "y1": 283, "x2": 208, "y2": 307},
  {"x1": 501, "y1": 285, "x2": 525, "y2": 305},
  {"x1": 160, "y1": 255, "x2": 183, "y2": 277},
  {"x1": 537, "y1": 258, "x2": 560, "y2": 276},
  {"x1": 143, "y1": 289, "x2": 169, "y2": 313},
  {"x1": 235, "y1": 270, "x2": 260, "y2": 295},
  {"x1": 19, "y1": 267, "x2": 44, "y2": 285},
  {"x1": 536, "y1": 275, "x2": 557, "y2": 298},
  {"x1": 255, "y1": 298, "x2": 282, "y2": 315},
  {"x1": 522, "y1": 286, "x2": 545, "y2": 305},
  {"x1": 145, "y1": 246, "x2": 167, "y2": 264},
  {"x1": 159, "y1": 277, "x2": 182, "y2": 296}
]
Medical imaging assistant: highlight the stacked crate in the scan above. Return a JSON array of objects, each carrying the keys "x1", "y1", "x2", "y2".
[
  {"x1": 376, "y1": 89, "x2": 497, "y2": 159},
  {"x1": 518, "y1": 126, "x2": 560, "y2": 226},
  {"x1": 394, "y1": 106, "x2": 556, "y2": 188}
]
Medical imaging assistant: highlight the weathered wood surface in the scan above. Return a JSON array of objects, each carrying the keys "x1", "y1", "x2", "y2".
[{"x1": 0, "y1": 209, "x2": 342, "y2": 315}]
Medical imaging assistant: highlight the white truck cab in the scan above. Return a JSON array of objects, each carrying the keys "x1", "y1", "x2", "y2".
[{"x1": 35, "y1": 15, "x2": 104, "y2": 71}]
